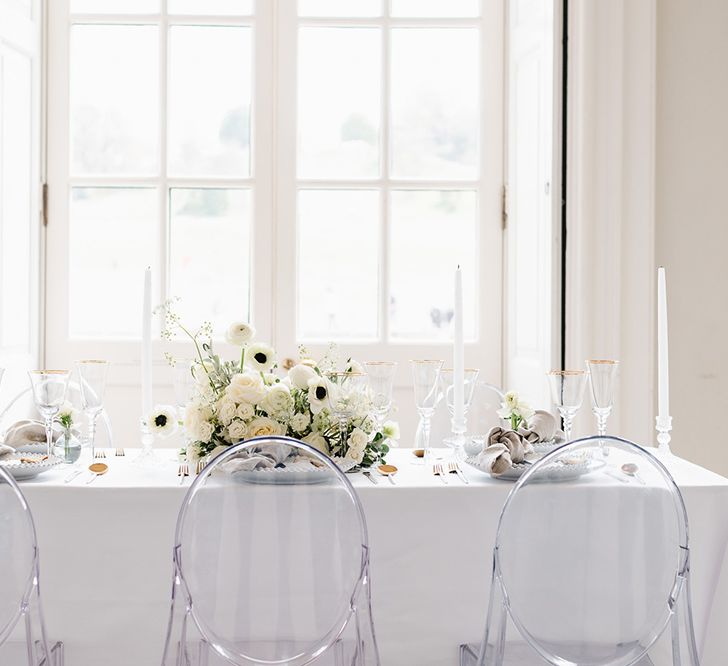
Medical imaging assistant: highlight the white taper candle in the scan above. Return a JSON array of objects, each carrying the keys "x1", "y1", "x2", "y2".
[
  {"x1": 141, "y1": 267, "x2": 153, "y2": 418},
  {"x1": 453, "y1": 266, "x2": 465, "y2": 424}
]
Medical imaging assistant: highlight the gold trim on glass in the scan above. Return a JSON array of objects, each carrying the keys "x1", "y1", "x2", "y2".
[
  {"x1": 548, "y1": 370, "x2": 586, "y2": 376},
  {"x1": 586, "y1": 359, "x2": 619, "y2": 365}
]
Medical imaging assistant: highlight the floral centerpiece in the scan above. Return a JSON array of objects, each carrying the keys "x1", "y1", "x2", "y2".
[{"x1": 158, "y1": 302, "x2": 398, "y2": 468}]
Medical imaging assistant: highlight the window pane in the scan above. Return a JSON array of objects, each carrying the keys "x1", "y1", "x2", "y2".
[
  {"x1": 298, "y1": 190, "x2": 379, "y2": 340},
  {"x1": 70, "y1": 25, "x2": 159, "y2": 175},
  {"x1": 1, "y1": 50, "x2": 31, "y2": 349},
  {"x1": 390, "y1": 190, "x2": 477, "y2": 340},
  {"x1": 168, "y1": 26, "x2": 252, "y2": 177},
  {"x1": 298, "y1": 28, "x2": 381, "y2": 179},
  {"x1": 299, "y1": 0, "x2": 381, "y2": 16},
  {"x1": 71, "y1": 0, "x2": 159, "y2": 12},
  {"x1": 391, "y1": 29, "x2": 479, "y2": 179},
  {"x1": 170, "y1": 189, "x2": 251, "y2": 333},
  {"x1": 391, "y1": 0, "x2": 479, "y2": 17},
  {"x1": 70, "y1": 188, "x2": 157, "y2": 338},
  {"x1": 168, "y1": 0, "x2": 253, "y2": 14}
]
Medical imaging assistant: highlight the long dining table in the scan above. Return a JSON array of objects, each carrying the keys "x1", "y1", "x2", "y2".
[{"x1": 14, "y1": 446, "x2": 728, "y2": 665}]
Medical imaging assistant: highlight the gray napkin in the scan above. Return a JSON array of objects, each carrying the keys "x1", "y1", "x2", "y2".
[
  {"x1": 476, "y1": 426, "x2": 534, "y2": 476},
  {"x1": 3, "y1": 420, "x2": 60, "y2": 447},
  {"x1": 222, "y1": 442, "x2": 308, "y2": 473},
  {"x1": 518, "y1": 410, "x2": 562, "y2": 444},
  {"x1": 0, "y1": 443, "x2": 15, "y2": 458}
]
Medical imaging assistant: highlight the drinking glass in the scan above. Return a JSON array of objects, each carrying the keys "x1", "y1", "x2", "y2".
[
  {"x1": 326, "y1": 372, "x2": 369, "y2": 455},
  {"x1": 76, "y1": 360, "x2": 109, "y2": 460},
  {"x1": 439, "y1": 368, "x2": 480, "y2": 455},
  {"x1": 363, "y1": 361, "x2": 397, "y2": 430},
  {"x1": 547, "y1": 370, "x2": 587, "y2": 441},
  {"x1": 586, "y1": 359, "x2": 619, "y2": 455},
  {"x1": 411, "y1": 359, "x2": 444, "y2": 464},
  {"x1": 173, "y1": 360, "x2": 197, "y2": 426},
  {"x1": 28, "y1": 370, "x2": 71, "y2": 456}
]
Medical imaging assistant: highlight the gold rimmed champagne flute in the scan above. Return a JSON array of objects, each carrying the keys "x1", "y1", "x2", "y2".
[
  {"x1": 326, "y1": 371, "x2": 369, "y2": 456},
  {"x1": 411, "y1": 359, "x2": 444, "y2": 464},
  {"x1": 547, "y1": 370, "x2": 587, "y2": 442},
  {"x1": 76, "y1": 360, "x2": 110, "y2": 461},
  {"x1": 586, "y1": 359, "x2": 619, "y2": 456},
  {"x1": 28, "y1": 370, "x2": 71, "y2": 456},
  {"x1": 362, "y1": 361, "x2": 397, "y2": 430}
]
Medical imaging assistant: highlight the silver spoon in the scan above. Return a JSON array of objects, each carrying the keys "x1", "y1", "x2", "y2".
[{"x1": 621, "y1": 462, "x2": 645, "y2": 485}]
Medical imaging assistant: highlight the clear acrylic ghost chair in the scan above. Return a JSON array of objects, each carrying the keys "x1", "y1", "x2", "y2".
[
  {"x1": 161, "y1": 436, "x2": 380, "y2": 666},
  {"x1": 460, "y1": 435, "x2": 700, "y2": 666},
  {"x1": 0, "y1": 466, "x2": 64, "y2": 665}
]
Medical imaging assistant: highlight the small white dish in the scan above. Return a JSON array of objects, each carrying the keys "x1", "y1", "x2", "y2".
[
  {"x1": 0, "y1": 452, "x2": 63, "y2": 480},
  {"x1": 228, "y1": 457, "x2": 357, "y2": 485}
]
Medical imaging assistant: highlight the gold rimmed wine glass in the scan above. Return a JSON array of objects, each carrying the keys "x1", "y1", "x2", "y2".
[
  {"x1": 410, "y1": 359, "x2": 444, "y2": 464},
  {"x1": 547, "y1": 370, "x2": 587, "y2": 441},
  {"x1": 28, "y1": 370, "x2": 71, "y2": 456},
  {"x1": 76, "y1": 360, "x2": 110, "y2": 461},
  {"x1": 586, "y1": 359, "x2": 619, "y2": 455},
  {"x1": 362, "y1": 361, "x2": 397, "y2": 430}
]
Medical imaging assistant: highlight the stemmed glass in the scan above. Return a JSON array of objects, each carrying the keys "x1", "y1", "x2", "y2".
[
  {"x1": 76, "y1": 360, "x2": 109, "y2": 460},
  {"x1": 362, "y1": 361, "x2": 397, "y2": 430},
  {"x1": 547, "y1": 370, "x2": 587, "y2": 442},
  {"x1": 439, "y1": 368, "x2": 480, "y2": 456},
  {"x1": 28, "y1": 370, "x2": 70, "y2": 456},
  {"x1": 326, "y1": 372, "x2": 369, "y2": 455},
  {"x1": 173, "y1": 360, "x2": 197, "y2": 433},
  {"x1": 586, "y1": 359, "x2": 619, "y2": 455},
  {"x1": 411, "y1": 360, "x2": 444, "y2": 464}
]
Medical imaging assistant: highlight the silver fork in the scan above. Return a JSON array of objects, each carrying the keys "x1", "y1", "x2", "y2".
[
  {"x1": 195, "y1": 459, "x2": 205, "y2": 475},
  {"x1": 115, "y1": 448, "x2": 125, "y2": 457},
  {"x1": 178, "y1": 463, "x2": 189, "y2": 485},
  {"x1": 448, "y1": 462, "x2": 469, "y2": 484},
  {"x1": 94, "y1": 449, "x2": 106, "y2": 459},
  {"x1": 433, "y1": 464, "x2": 448, "y2": 485}
]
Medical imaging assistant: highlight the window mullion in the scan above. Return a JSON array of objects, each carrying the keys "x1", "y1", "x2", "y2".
[
  {"x1": 380, "y1": 12, "x2": 391, "y2": 345},
  {"x1": 158, "y1": 0, "x2": 168, "y2": 321}
]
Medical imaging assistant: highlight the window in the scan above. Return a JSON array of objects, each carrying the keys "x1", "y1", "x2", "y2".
[{"x1": 47, "y1": 0, "x2": 505, "y2": 376}]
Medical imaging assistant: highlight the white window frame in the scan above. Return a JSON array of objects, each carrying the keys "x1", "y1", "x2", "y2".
[{"x1": 45, "y1": 0, "x2": 507, "y2": 392}]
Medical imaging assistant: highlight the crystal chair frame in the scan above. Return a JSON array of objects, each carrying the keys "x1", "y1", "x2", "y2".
[
  {"x1": 0, "y1": 465, "x2": 64, "y2": 666},
  {"x1": 161, "y1": 436, "x2": 381, "y2": 666},
  {"x1": 460, "y1": 435, "x2": 700, "y2": 666}
]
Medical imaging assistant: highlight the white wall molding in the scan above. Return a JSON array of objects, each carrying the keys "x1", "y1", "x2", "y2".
[{"x1": 566, "y1": 0, "x2": 656, "y2": 443}]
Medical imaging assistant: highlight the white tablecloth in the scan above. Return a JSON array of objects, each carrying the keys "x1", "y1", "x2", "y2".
[{"x1": 14, "y1": 448, "x2": 728, "y2": 665}]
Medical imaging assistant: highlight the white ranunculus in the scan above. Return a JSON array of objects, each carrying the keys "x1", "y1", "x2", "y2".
[
  {"x1": 245, "y1": 343, "x2": 276, "y2": 373},
  {"x1": 382, "y1": 421, "x2": 400, "y2": 440},
  {"x1": 496, "y1": 390, "x2": 535, "y2": 425},
  {"x1": 290, "y1": 412, "x2": 311, "y2": 433},
  {"x1": 345, "y1": 359, "x2": 365, "y2": 374},
  {"x1": 57, "y1": 401, "x2": 79, "y2": 424},
  {"x1": 303, "y1": 432, "x2": 329, "y2": 455},
  {"x1": 148, "y1": 405, "x2": 178, "y2": 438},
  {"x1": 227, "y1": 372, "x2": 266, "y2": 405},
  {"x1": 261, "y1": 383, "x2": 292, "y2": 417},
  {"x1": 227, "y1": 419, "x2": 247, "y2": 442},
  {"x1": 195, "y1": 421, "x2": 214, "y2": 443},
  {"x1": 185, "y1": 400, "x2": 212, "y2": 432},
  {"x1": 216, "y1": 398, "x2": 237, "y2": 427},
  {"x1": 288, "y1": 363, "x2": 317, "y2": 390},
  {"x1": 246, "y1": 416, "x2": 285, "y2": 438},
  {"x1": 225, "y1": 321, "x2": 255, "y2": 346},
  {"x1": 236, "y1": 402, "x2": 254, "y2": 420},
  {"x1": 308, "y1": 377, "x2": 333, "y2": 414}
]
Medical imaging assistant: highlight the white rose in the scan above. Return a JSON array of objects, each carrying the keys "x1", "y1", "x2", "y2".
[
  {"x1": 236, "y1": 402, "x2": 254, "y2": 420},
  {"x1": 216, "y1": 398, "x2": 237, "y2": 426},
  {"x1": 289, "y1": 363, "x2": 317, "y2": 390},
  {"x1": 227, "y1": 419, "x2": 247, "y2": 441},
  {"x1": 303, "y1": 432, "x2": 329, "y2": 455},
  {"x1": 245, "y1": 343, "x2": 276, "y2": 373},
  {"x1": 246, "y1": 416, "x2": 285, "y2": 438},
  {"x1": 308, "y1": 377, "x2": 333, "y2": 415},
  {"x1": 194, "y1": 420, "x2": 214, "y2": 444},
  {"x1": 225, "y1": 321, "x2": 255, "y2": 346},
  {"x1": 227, "y1": 372, "x2": 266, "y2": 405},
  {"x1": 345, "y1": 442, "x2": 366, "y2": 464},
  {"x1": 290, "y1": 412, "x2": 311, "y2": 433},
  {"x1": 348, "y1": 427, "x2": 369, "y2": 451},
  {"x1": 261, "y1": 383, "x2": 292, "y2": 416},
  {"x1": 148, "y1": 405, "x2": 178, "y2": 438}
]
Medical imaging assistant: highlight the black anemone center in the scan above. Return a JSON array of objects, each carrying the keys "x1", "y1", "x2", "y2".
[
  {"x1": 315, "y1": 386, "x2": 327, "y2": 400},
  {"x1": 155, "y1": 414, "x2": 167, "y2": 427},
  {"x1": 254, "y1": 352, "x2": 267, "y2": 364}
]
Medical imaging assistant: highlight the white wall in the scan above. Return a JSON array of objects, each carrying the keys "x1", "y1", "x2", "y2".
[{"x1": 656, "y1": 0, "x2": 728, "y2": 475}]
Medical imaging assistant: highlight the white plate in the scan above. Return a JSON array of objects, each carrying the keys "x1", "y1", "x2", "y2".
[
  {"x1": 465, "y1": 454, "x2": 605, "y2": 482},
  {"x1": 229, "y1": 457, "x2": 357, "y2": 485},
  {"x1": 0, "y1": 452, "x2": 63, "y2": 480}
]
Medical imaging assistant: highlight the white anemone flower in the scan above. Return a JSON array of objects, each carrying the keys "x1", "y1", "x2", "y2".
[
  {"x1": 147, "y1": 405, "x2": 178, "y2": 438},
  {"x1": 245, "y1": 343, "x2": 276, "y2": 372}
]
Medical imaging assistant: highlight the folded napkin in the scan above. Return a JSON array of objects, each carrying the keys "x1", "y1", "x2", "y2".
[
  {"x1": 0, "y1": 443, "x2": 15, "y2": 458},
  {"x1": 476, "y1": 426, "x2": 534, "y2": 476},
  {"x1": 3, "y1": 420, "x2": 60, "y2": 448},
  {"x1": 221, "y1": 442, "x2": 319, "y2": 473},
  {"x1": 518, "y1": 410, "x2": 563, "y2": 444}
]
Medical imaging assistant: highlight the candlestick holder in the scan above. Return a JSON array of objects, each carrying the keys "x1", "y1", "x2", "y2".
[
  {"x1": 133, "y1": 416, "x2": 163, "y2": 467},
  {"x1": 655, "y1": 415, "x2": 672, "y2": 456}
]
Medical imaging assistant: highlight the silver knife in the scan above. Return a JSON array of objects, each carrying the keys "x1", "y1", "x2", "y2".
[
  {"x1": 453, "y1": 466, "x2": 469, "y2": 485},
  {"x1": 362, "y1": 471, "x2": 378, "y2": 485},
  {"x1": 64, "y1": 468, "x2": 83, "y2": 484}
]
